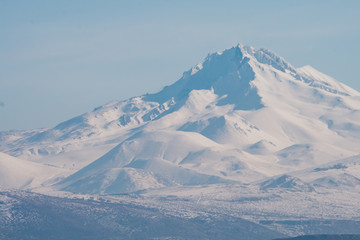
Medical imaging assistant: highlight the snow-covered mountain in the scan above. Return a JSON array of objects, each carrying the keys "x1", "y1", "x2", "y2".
[
  {"x1": 1, "y1": 44, "x2": 360, "y2": 195},
  {"x1": 2, "y1": 44, "x2": 360, "y2": 238}
]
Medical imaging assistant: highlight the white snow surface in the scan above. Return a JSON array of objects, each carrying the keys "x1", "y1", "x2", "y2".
[
  {"x1": 0, "y1": 152, "x2": 64, "y2": 189},
  {"x1": 1, "y1": 44, "x2": 360, "y2": 204}
]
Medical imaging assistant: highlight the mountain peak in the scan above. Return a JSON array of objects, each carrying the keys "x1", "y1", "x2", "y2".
[
  {"x1": 196, "y1": 44, "x2": 296, "y2": 74},
  {"x1": 235, "y1": 44, "x2": 296, "y2": 73},
  {"x1": 145, "y1": 44, "x2": 264, "y2": 110},
  {"x1": 1, "y1": 44, "x2": 360, "y2": 196},
  {"x1": 145, "y1": 43, "x2": 360, "y2": 114}
]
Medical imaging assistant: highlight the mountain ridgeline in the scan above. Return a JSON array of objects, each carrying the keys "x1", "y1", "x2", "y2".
[
  {"x1": 1, "y1": 44, "x2": 360, "y2": 238},
  {"x1": 1, "y1": 44, "x2": 360, "y2": 194}
]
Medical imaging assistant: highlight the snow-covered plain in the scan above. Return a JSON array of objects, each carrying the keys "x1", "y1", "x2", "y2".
[{"x1": 1, "y1": 44, "x2": 360, "y2": 238}]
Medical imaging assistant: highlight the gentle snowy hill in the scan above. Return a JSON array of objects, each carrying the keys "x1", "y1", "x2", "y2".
[
  {"x1": 0, "y1": 152, "x2": 64, "y2": 189},
  {"x1": 258, "y1": 174, "x2": 315, "y2": 192},
  {"x1": 287, "y1": 155, "x2": 360, "y2": 190}
]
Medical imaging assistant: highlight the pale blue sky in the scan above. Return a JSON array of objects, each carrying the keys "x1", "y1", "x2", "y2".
[{"x1": 1, "y1": 0, "x2": 359, "y2": 131}]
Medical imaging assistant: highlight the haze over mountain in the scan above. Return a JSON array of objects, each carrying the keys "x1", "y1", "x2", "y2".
[{"x1": 1, "y1": 44, "x2": 360, "y2": 238}]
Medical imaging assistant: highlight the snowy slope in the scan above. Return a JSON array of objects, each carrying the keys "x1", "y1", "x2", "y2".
[
  {"x1": 0, "y1": 152, "x2": 64, "y2": 189},
  {"x1": 1, "y1": 44, "x2": 360, "y2": 195},
  {"x1": 290, "y1": 155, "x2": 360, "y2": 190}
]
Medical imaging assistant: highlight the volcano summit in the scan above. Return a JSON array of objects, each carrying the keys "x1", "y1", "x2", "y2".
[
  {"x1": 1, "y1": 44, "x2": 360, "y2": 194},
  {"x1": 1, "y1": 45, "x2": 360, "y2": 238}
]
